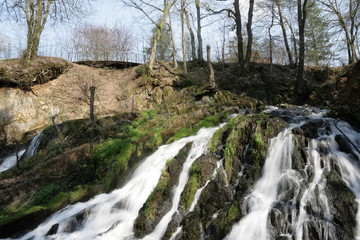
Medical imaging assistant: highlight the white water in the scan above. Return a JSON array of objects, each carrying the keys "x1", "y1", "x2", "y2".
[
  {"x1": 142, "y1": 125, "x2": 222, "y2": 240},
  {"x1": 14, "y1": 126, "x2": 220, "y2": 240},
  {"x1": 169, "y1": 226, "x2": 182, "y2": 240},
  {"x1": 21, "y1": 130, "x2": 43, "y2": 159},
  {"x1": 189, "y1": 159, "x2": 222, "y2": 212},
  {"x1": 225, "y1": 126, "x2": 296, "y2": 240},
  {"x1": 294, "y1": 138, "x2": 335, "y2": 240},
  {"x1": 225, "y1": 113, "x2": 360, "y2": 240},
  {"x1": 328, "y1": 121, "x2": 360, "y2": 239},
  {"x1": 0, "y1": 149, "x2": 26, "y2": 173},
  {"x1": 0, "y1": 131, "x2": 42, "y2": 174}
]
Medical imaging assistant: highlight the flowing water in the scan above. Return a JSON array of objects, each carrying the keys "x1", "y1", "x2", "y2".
[
  {"x1": 225, "y1": 108, "x2": 360, "y2": 240},
  {"x1": 12, "y1": 126, "x2": 220, "y2": 240},
  {"x1": 0, "y1": 149, "x2": 26, "y2": 173},
  {"x1": 225, "y1": 125, "x2": 297, "y2": 240},
  {"x1": 4, "y1": 107, "x2": 360, "y2": 240},
  {"x1": 0, "y1": 131, "x2": 43, "y2": 174}
]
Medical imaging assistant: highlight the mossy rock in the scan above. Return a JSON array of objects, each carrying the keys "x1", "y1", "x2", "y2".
[
  {"x1": 134, "y1": 143, "x2": 192, "y2": 238},
  {"x1": 180, "y1": 155, "x2": 217, "y2": 211},
  {"x1": 181, "y1": 211, "x2": 202, "y2": 240}
]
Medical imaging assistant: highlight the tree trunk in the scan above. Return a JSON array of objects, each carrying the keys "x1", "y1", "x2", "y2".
[
  {"x1": 267, "y1": 1, "x2": 275, "y2": 104},
  {"x1": 149, "y1": 0, "x2": 171, "y2": 71},
  {"x1": 288, "y1": 22, "x2": 298, "y2": 66},
  {"x1": 234, "y1": 0, "x2": 244, "y2": 71},
  {"x1": 195, "y1": 0, "x2": 204, "y2": 61},
  {"x1": 276, "y1": 0, "x2": 294, "y2": 67},
  {"x1": 319, "y1": 0, "x2": 359, "y2": 64},
  {"x1": 24, "y1": 0, "x2": 52, "y2": 63},
  {"x1": 310, "y1": 27, "x2": 319, "y2": 65},
  {"x1": 51, "y1": 114, "x2": 62, "y2": 138},
  {"x1": 181, "y1": 0, "x2": 188, "y2": 74},
  {"x1": 168, "y1": 9, "x2": 178, "y2": 69},
  {"x1": 90, "y1": 86, "x2": 96, "y2": 124},
  {"x1": 185, "y1": 10, "x2": 196, "y2": 61},
  {"x1": 221, "y1": 21, "x2": 226, "y2": 63},
  {"x1": 207, "y1": 45, "x2": 216, "y2": 88},
  {"x1": 349, "y1": 0, "x2": 358, "y2": 63},
  {"x1": 296, "y1": 0, "x2": 308, "y2": 96},
  {"x1": 245, "y1": 0, "x2": 255, "y2": 71}
]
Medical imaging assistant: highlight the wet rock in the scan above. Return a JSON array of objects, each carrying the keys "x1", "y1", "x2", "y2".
[
  {"x1": 300, "y1": 119, "x2": 325, "y2": 139},
  {"x1": 326, "y1": 169, "x2": 357, "y2": 239},
  {"x1": 335, "y1": 134, "x2": 352, "y2": 154},
  {"x1": 46, "y1": 223, "x2": 59, "y2": 236},
  {"x1": 0, "y1": 207, "x2": 50, "y2": 239},
  {"x1": 62, "y1": 218, "x2": 78, "y2": 233},
  {"x1": 292, "y1": 129, "x2": 308, "y2": 171},
  {"x1": 181, "y1": 211, "x2": 202, "y2": 240},
  {"x1": 163, "y1": 211, "x2": 183, "y2": 239},
  {"x1": 134, "y1": 143, "x2": 192, "y2": 238}
]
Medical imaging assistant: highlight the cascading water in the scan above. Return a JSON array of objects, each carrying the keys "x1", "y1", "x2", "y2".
[
  {"x1": 21, "y1": 130, "x2": 43, "y2": 160},
  {"x1": 4, "y1": 107, "x2": 360, "y2": 240},
  {"x1": 0, "y1": 149, "x2": 26, "y2": 173},
  {"x1": 0, "y1": 131, "x2": 42, "y2": 174},
  {"x1": 225, "y1": 125, "x2": 297, "y2": 240},
  {"x1": 225, "y1": 107, "x2": 360, "y2": 240},
  {"x1": 142, "y1": 124, "x2": 224, "y2": 240},
  {"x1": 11, "y1": 126, "x2": 221, "y2": 240}
]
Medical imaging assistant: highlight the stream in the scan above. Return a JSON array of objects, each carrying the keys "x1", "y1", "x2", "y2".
[{"x1": 3, "y1": 106, "x2": 360, "y2": 240}]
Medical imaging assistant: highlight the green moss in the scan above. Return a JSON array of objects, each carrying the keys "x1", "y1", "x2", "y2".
[
  {"x1": 227, "y1": 204, "x2": 239, "y2": 222},
  {"x1": 0, "y1": 206, "x2": 46, "y2": 226},
  {"x1": 181, "y1": 160, "x2": 201, "y2": 210},
  {"x1": 69, "y1": 186, "x2": 88, "y2": 202},
  {"x1": 249, "y1": 132, "x2": 265, "y2": 168},
  {"x1": 142, "y1": 170, "x2": 171, "y2": 220},
  {"x1": 34, "y1": 183, "x2": 65, "y2": 205},
  {"x1": 167, "y1": 112, "x2": 228, "y2": 143},
  {"x1": 224, "y1": 128, "x2": 241, "y2": 180},
  {"x1": 135, "y1": 65, "x2": 150, "y2": 76},
  {"x1": 182, "y1": 174, "x2": 199, "y2": 210},
  {"x1": 47, "y1": 192, "x2": 69, "y2": 209}
]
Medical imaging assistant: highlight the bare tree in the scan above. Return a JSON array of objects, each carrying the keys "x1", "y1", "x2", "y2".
[
  {"x1": 123, "y1": 0, "x2": 174, "y2": 72},
  {"x1": 207, "y1": 45, "x2": 216, "y2": 87},
  {"x1": 295, "y1": 0, "x2": 312, "y2": 96},
  {"x1": 195, "y1": 0, "x2": 204, "y2": 61},
  {"x1": 1, "y1": 0, "x2": 90, "y2": 63},
  {"x1": 168, "y1": 9, "x2": 179, "y2": 68},
  {"x1": 274, "y1": 0, "x2": 295, "y2": 66},
  {"x1": 318, "y1": 0, "x2": 359, "y2": 64},
  {"x1": 244, "y1": 0, "x2": 255, "y2": 71},
  {"x1": 207, "y1": 0, "x2": 255, "y2": 72},
  {"x1": 181, "y1": 0, "x2": 188, "y2": 73},
  {"x1": 71, "y1": 24, "x2": 133, "y2": 61},
  {"x1": 185, "y1": 9, "x2": 196, "y2": 61}
]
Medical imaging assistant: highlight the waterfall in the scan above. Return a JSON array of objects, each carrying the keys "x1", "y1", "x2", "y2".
[
  {"x1": 0, "y1": 149, "x2": 26, "y2": 173},
  {"x1": 20, "y1": 130, "x2": 43, "y2": 160},
  {"x1": 0, "y1": 131, "x2": 42, "y2": 174},
  {"x1": 14, "y1": 125, "x2": 221, "y2": 240},
  {"x1": 225, "y1": 109, "x2": 360, "y2": 240},
  {"x1": 225, "y1": 125, "x2": 296, "y2": 240},
  {"x1": 142, "y1": 125, "x2": 223, "y2": 240},
  {"x1": 329, "y1": 121, "x2": 360, "y2": 238}
]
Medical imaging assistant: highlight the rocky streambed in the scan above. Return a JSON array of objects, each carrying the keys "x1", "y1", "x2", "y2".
[{"x1": 1, "y1": 105, "x2": 359, "y2": 240}]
